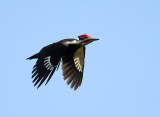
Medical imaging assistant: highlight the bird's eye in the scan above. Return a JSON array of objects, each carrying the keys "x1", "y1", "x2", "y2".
[{"x1": 80, "y1": 36, "x2": 87, "y2": 40}]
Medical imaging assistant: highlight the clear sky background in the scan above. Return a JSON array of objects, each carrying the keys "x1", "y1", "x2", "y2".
[{"x1": 0, "y1": 0, "x2": 160, "y2": 117}]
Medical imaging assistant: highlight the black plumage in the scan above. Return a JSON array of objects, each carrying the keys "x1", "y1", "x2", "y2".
[{"x1": 27, "y1": 34, "x2": 99, "y2": 90}]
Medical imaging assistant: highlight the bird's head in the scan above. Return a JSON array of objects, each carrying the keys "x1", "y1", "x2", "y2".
[{"x1": 78, "y1": 34, "x2": 99, "y2": 46}]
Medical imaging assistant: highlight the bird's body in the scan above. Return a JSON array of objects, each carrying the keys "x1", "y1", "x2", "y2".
[{"x1": 27, "y1": 34, "x2": 99, "y2": 90}]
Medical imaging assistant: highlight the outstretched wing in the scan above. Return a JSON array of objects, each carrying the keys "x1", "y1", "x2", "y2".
[
  {"x1": 62, "y1": 47, "x2": 85, "y2": 90},
  {"x1": 31, "y1": 42, "x2": 67, "y2": 88}
]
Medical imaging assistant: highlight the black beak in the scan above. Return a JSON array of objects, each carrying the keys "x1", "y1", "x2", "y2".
[
  {"x1": 81, "y1": 38, "x2": 99, "y2": 45},
  {"x1": 89, "y1": 38, "x2": 99, "y2": 41}
]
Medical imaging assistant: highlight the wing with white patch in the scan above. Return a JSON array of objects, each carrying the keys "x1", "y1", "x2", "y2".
[
  {"x1": 44, "y1": 56, "x2": 54, "y2": 70},
  {"x1": 32, "y1": 56, "x2": 61, "y2": 88},
  {"x1": 62, "y1": 47, "x2": 85, "y2": 90},
  {"x1": 31, "y1": 42, "x2": 67, "y2": 88},
  {"x1": 74, "y1": 47, "x2": 85, "y2": 72}
]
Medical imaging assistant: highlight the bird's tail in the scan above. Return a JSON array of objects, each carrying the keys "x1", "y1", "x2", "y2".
[{"x1": 27, "y1": 53, "x2": 38, "y2": 60}]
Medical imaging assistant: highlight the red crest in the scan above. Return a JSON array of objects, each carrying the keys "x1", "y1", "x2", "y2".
[{"x1": 78, "y1": 34, "x2": 91, "y2": 40}]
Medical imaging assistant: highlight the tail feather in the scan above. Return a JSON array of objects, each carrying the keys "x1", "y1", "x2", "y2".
[{"x1": 27, "y1": 53, "x2": 38, "y2": 60}]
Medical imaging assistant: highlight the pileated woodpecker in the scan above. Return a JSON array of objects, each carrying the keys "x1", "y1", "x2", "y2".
[{"x1": 27, "y1": 34, "x2": 99, "y2": 90}]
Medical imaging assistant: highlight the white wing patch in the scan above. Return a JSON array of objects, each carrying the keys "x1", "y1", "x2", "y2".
[
  {"x1": 74, "y1": 47, "x2": 84, "y2": 72},
  {"x1": 44, "y1": 56, "x2": 54, "y2": 70}
]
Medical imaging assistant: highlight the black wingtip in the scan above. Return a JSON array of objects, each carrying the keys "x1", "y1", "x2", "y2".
[
  {"x1": 34, "y1": 82, "x2": 40, "y2": 89},
  {"x1": 37, "y1": 85, "x2": 40, "y2": 89}
]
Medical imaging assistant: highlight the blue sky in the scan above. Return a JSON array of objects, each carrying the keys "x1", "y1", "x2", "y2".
[{"x1": 0, "y1": 0, "x2": 160, "y2": 117}]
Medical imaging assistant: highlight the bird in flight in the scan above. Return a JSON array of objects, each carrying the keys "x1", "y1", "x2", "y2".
[{"x1": 27, "y1": 34, "x2": 99, "y2": 90}]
